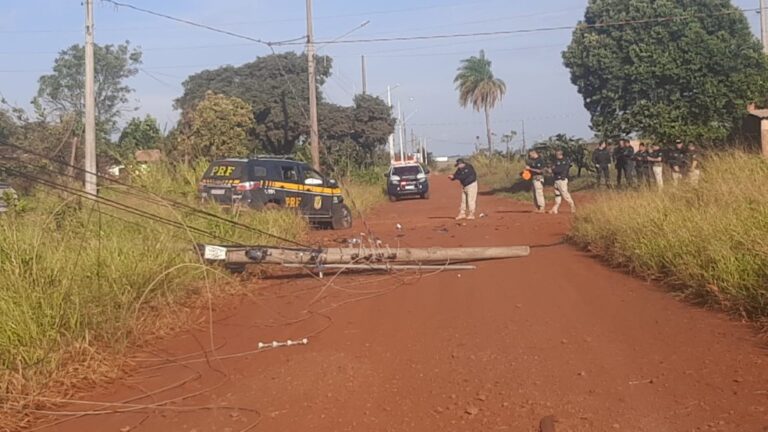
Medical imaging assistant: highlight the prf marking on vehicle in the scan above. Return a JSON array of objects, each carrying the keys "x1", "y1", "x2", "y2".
[
  {"x1": 212, "y1": 166, "x2": 236, "y2": 177},
  {"x1": 285, "y1": 197, "x2": 302, "y2": 208}
]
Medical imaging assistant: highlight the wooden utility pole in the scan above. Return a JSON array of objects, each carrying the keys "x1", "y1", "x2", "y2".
[
  {"x1": 305, "y1": 0, "x2": 320, "y2": 170},
  {"x1": 84, "y1": 0, "x2": 97, "y2": 195},
  {"x1": 361, "y1": 55, "x2": 367, "y2": 95},
  {"x1": 762, "y1": 0, "x2": 768, "y2": 54}
]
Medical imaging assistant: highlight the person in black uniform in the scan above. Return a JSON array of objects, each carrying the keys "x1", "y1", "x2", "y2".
[
  {"x1": 449, "y1": 158, "x2": 478, "y2": 220},
  {"x1": 525, "y1": 150, "x2": 547, "y2": 213},
  {"x1": 613, "y1": 140, "x2": 627, "y2": 187},
  {"x1": 622, "y1": 140, "x2": 636, "y2": 187},
  {"x1": 548, "y1": 150, "x2": 576, "y2": 214},
  {"x1": 668, "y1": 140, "x2": 687, "y2": 186},
  {"x1": 633, "y1": 143, "x2": 651, "y2": 187},
  {"x1": 591, "y1": 142, "x2": 612, "y2": 188}
]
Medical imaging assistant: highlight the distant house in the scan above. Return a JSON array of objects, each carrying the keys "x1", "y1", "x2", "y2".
[{"x1": 135, "y1": 149, "x2": 164, "y2": 164}]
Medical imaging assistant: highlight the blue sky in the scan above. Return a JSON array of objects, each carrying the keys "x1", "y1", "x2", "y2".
[{"x1": 0, "y1": 0, "x2": 763, "y2": 155}]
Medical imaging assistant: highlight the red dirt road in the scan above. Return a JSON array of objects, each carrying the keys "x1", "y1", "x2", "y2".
[{"x1": 38, "y1": 176, "x2": 767, "y2": 432}]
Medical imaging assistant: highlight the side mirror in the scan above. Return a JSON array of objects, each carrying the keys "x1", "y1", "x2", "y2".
[
  {"x1": 383, "y1": 172, "x2": 389, "y2": 178},
  {"x1": 327, "y1": 179, "x2": 338, "y2": 187},
  {"x1": 424, "y1": 168, "x2": 431, "y2": 174},
  {"x1": 304, "y1": 178, "x2": 323, "y2": 186}
]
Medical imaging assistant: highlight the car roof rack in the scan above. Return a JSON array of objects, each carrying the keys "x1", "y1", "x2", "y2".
[{"x1": 252, "y1": 154, "x2": 296, "y2": 161}]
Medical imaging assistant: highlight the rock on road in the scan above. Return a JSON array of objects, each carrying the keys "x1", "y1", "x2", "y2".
[{"x1": 41, "y1": 176, "x2": 768, "y2": 432}]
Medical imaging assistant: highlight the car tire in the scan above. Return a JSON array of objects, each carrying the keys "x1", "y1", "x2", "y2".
[
  {"x1": 331, "y1": 203, "x2": 353, "y2": 230},
  {"x1": 421, "y1": 191, "x2": 430, "y2": 199},
  {"x1": 388, "y1": 195, "x2": 398, "y2": 202}
]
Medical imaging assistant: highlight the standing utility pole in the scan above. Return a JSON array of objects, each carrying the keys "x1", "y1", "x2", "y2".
[
  {"x1": 361, "y1": 55, "x2": 367, "y2": 95},
  {"x1": 84, "y1": 0, "x2": 97, "y2": 195},
  {"x1": 762, "y1": 0, "x2": 768, "y2": 54},
  {"x1": 306, "y1": 0, "x2": 321, "y2": 170},
  {"x1": 387, "y1": 86, "x2": 395, "y2": 161},
  {"x1": 397, "y1": 101, "x2": 405, "y2": 162}
]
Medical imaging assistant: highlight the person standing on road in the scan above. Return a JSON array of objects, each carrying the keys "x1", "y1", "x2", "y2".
[
  {"x1": 525, "y1": 150, "x2": 546, "y2": 213},
  {"x1": 633, "y1": 143, "x2": 651, "y2": 187},
  {"x1": 687, "y1": 143, "x2": 701, "y2": 185},
  {"x1": 668, "y1": 140, "x2": 687, "y2": 186},
  {"x1": 449, "y1": 158, "x2": 478, "y2": 220},
  {"x1": 549, "y1": 150, "x2": 576, "y2": 215},
  {"x1": 591, "y1": 142, "x2": 612, "y2": 188},
  {"x1": 647, "y1": 143, "x2": 665, "y2": 190}
]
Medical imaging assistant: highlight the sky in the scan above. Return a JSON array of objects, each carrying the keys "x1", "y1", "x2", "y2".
[{"x1": 0, "y1": 0, "x2": 764, "y2": 156}]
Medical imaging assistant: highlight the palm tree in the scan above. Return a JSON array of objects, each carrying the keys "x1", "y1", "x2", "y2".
[{"x1": 454, "y1": 50, "x2": 506, "y2": 153}]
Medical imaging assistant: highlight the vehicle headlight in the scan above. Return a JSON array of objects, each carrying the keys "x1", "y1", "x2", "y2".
[{"x1": 390, "y1": 175, "x2": 400, "y2": 183}]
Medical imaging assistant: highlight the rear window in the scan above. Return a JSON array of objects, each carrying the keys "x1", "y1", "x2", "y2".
[
  {"x1": 203, "y1": 162, "x2": 245, "y2": 179},
  {"x1": 393, "y1": 165, "x2": 422, "y2": 177}
]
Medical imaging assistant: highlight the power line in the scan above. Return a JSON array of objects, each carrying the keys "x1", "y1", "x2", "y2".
[
  {"x1": 0, "y1": 141, "x2": 309, "y2": 247},
  {"x1": 101, "y1": 0, "x2": 304, "y2": 47},
  {"x1": 274, "y1": 7, "x2": 766, "y2": 46}
]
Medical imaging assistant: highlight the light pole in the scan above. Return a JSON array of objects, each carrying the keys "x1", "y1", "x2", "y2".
[{"x1": 386, "y1": 84, "x2": 400, "y2": 162}]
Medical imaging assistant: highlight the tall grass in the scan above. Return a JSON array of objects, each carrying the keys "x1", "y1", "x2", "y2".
[
  {"x1": 341, "y1": 165, "x2": 388, "y2": 213},
  {"x1": 0, "y1": 163, "x2": 307, "y2": 403},
  {"x1": 570, "y1": 153, "x2": 768, "y2": 320}
]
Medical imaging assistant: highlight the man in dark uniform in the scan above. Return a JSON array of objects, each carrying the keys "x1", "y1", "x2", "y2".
[
  {"x1": 668, "y1": 140, "x2": 687, "y2": 186},
  {"x1": 633, "y1": 143, "x2": 651, "y2": 187},
  {"x1": 525, "y1": 150, "x2": 547, "y2": 213},
  {"x1": 449, "y1": 158, "x2": 478, "y2": 220},
  {"x1": 622, "y1": 140, "x2": 636, "y2": 187},
  {"x1": 613, "y1": 140, "x2": 627, "y2": 187},
  {"x1": 647, "y1": 143, "x2": 665, "y2": 190},
  {"x1": 591, "y1": 142, "x2": 612, "y2": 188},
  {"x1": 549, "y1": 150, "x2": 576, "y2": 214}
]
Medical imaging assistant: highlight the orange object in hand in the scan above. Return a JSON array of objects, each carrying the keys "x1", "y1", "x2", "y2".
[{"x1": 520, "y1": 169, "x2": 532, "y2": 181}]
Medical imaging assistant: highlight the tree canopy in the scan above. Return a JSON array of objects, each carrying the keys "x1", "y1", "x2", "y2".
[
  {"x1": 454, "y1": 50, "x2": 506, "y2": 152},
  {"x1": 175, "y1": 92, "x2": 255, "y2": 160},
  {"x1": 36, "y1": 42, "x2": 142, "y2": 134},
  {"x1": 176, "y1": 52, "x2": 332, "y2": 155},
  {"x1": 118, "y1": 115, "x2": 163, "y2": 157},
  {"x1": 563, "y1": 0, "x2": 768, "y2": 144}
]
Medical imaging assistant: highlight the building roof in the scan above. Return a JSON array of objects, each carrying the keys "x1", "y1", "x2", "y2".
[{"x1": 135, "y1": 149, "x2": 164, "y2": 162}]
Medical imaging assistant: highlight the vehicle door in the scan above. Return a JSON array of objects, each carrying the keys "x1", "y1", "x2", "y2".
[
  {"x1": 299, "y1": 166, "x2": 333, "y2": 216},
  {"x1": 278, "y1": 163, "x2": 303, "y2": 209}
]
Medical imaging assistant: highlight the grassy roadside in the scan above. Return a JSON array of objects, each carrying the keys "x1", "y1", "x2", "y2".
[
  {"x1": 0, "y1": 162, "x2": 307, "y2": 419},
  {"x1": 569, "y1": 153, "x2": 768, "y2": 322}
]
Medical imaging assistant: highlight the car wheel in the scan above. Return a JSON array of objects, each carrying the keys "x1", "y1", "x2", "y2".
[
  {"x1": 331, "y1": 204, "x2": 353, "y2": 230},
  {"x1": 388, "y1": 195, "x2": 398, "y2": 202},
  {"x1": 421, "y1": 191, "x2": 430, "y2": 199}
]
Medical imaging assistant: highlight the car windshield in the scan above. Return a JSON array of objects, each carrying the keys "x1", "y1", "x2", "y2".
[
  {"x1": 203, "y1": 162, "x2": 245, "y2": 179},
  {"x1": 392, "y1": 166, "x2": 421, "y2": 177}
]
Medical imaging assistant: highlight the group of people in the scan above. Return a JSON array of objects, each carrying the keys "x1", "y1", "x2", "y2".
[
  {"x1": 448, "y1": 138, "x2": 701, "y2": 219},
  {"x1": 592, "y1": 139, "x2": 701, "y2": 189}
]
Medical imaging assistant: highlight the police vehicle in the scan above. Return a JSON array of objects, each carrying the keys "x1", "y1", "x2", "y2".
[
  {"x1": 384, "y1": 162, "x2": 430, "y2": 202},
  {"x1": 199, "y1": 156, "x2": 352, "y2": 230}
]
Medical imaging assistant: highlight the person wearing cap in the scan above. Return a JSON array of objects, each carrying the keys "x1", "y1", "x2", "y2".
[
  {"x1": 591, "y1": 142, "x2": 612, "y2": 188},
  {"x1": 668, "y1": 140, "x2": 687, "y2": 186},
  {"x1": 548, "y1": 150, "x2": 576, "y2": 214},
  {"x1": 449, "y1": 158, "x2": 478, "y2": 220},
  {"x1": 647, "y1": 143, "x2": 665, "y2": 190},
  {"x1": 525, "y1": 150, "x2": 546, "y2": 213},
  {"x1": 687, "y1": 143, "x2": 701, "y2": 185}
]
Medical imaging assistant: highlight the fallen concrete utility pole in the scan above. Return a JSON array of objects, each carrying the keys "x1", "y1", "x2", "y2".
[{"x1": 200, "y1": 245, "x2": 530, "y2": 266}]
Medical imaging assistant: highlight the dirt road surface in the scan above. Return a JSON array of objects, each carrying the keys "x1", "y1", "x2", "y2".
[{"x1": 36, "y1": 176, "x2": 768, "y2": 432}]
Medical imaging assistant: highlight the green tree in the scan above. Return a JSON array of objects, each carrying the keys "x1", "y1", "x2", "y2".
[
  {"x1": 454, "y1": 50, "x2": 507, "y2": 153},
  {"x1": 351, "y1": 94, "x2": 396, "y2": 158},
  {"x1": 118, "y1": 115, "x2": 163, "y2": 155},
  {"x1": 563, "y1": 0, "x2": 768, "y2": 144},
  {"x1": 36, "y1": 42, "x2": 142, "y2": 135},
  {"x1": 178, "y1": 92, "x2": 255, "y2": 160},
  {"x1": 176, "y1": 52, "x2": 332, "y2": 155}
]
